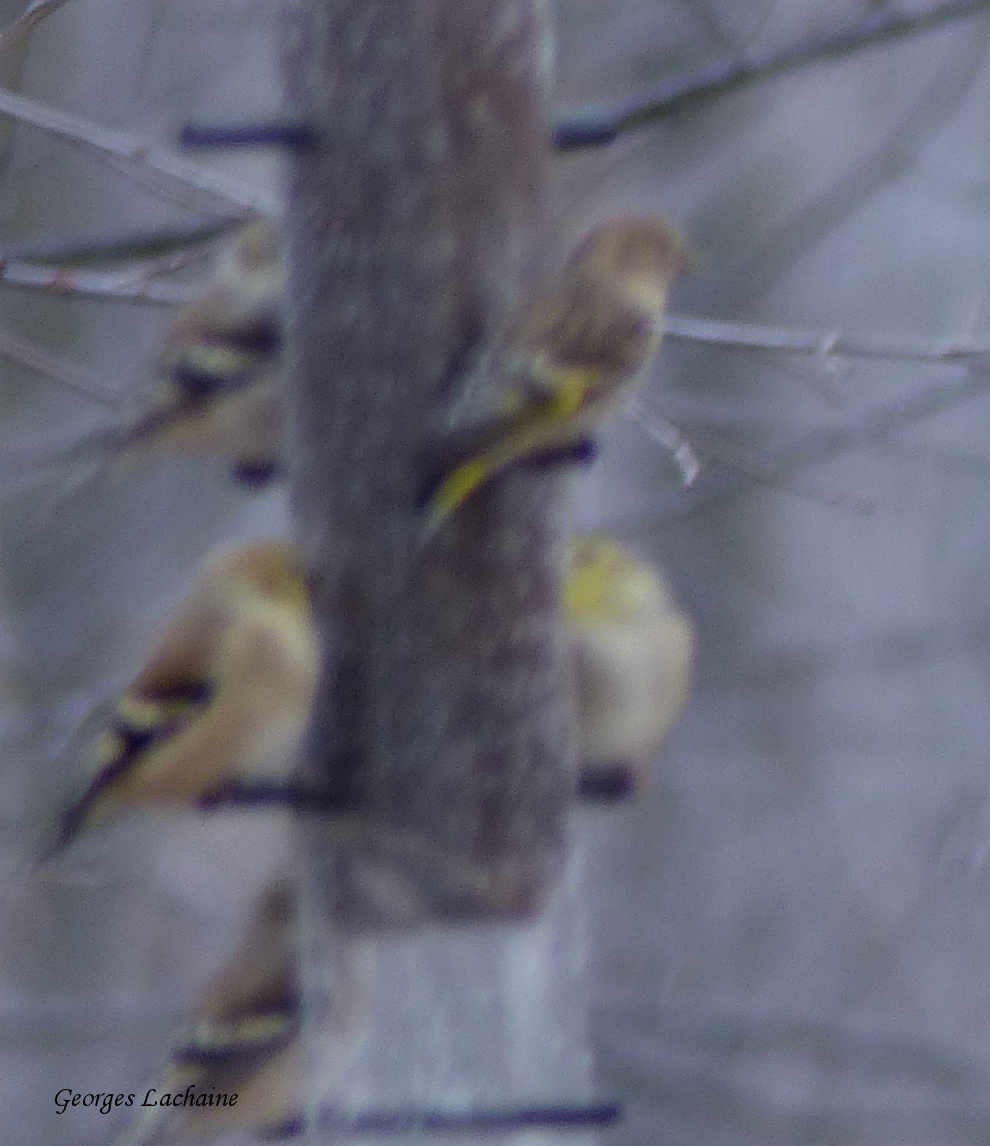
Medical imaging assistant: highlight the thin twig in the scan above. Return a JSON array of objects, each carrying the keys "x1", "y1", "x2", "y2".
[
  {"x1": 610, "y1": 367, "x2": 990, "y2": 530},
  {"x1": 632, "y1": 400, "x2": 876, "y2": 514},
  {"x1": 665, "y1": 312, "x2": 990, "y2": 365},
  {"x1": 0, "y1": 322, "x2": 120, "y2": 407},
  {"x1": 628, "y1": 397, "x2": 701, "y2": 486},
  {"x1": 0, "y1": 0, "x2": 74, "y2": 53},
  {"x1": 0, "y1": 219, "x2": 238, "y2": 267},
  {"x1": 0, "y1": 257, "x2": 193, "y2": 304},
  {"x1": 0, "y1": 86, "x2": 278, "y2": 215},
  {"x1": 553, "y1": 0, "x2": 990, "y2": 148}
]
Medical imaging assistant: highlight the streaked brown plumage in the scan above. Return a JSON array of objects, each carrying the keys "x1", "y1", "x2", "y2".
[{"x1": 421, "y1": 216, "x2": 687, "y2": 535}]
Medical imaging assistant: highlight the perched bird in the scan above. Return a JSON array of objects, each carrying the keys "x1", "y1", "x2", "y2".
[
  {"x1": 110, "y1": 880, "x2": 328, "y2": 1145},
  {"x1": 43, "y1": 530, "x2": 686, "y2": 858},
  {"x1": 420, "y1": 215, "x2": 687, "y2": 535},
  {"x1": 565, "y1": 535, "x2": 694, "y2": 795},
  {"x1": 44, "y1": 542, "x2": 318, "y2": 857},
  {"x1": 29, "y1": 219, "x2": 285, "y2": 491},
  {"x1": 113, "y1": 880, "x2": 300, "y2": 1145},
  {"x1": 149, "y1": 218, "x2": 285, "y2": 486},
  {"x1": 110, "y1": 877, "x2": 597, "y2": 1142}
]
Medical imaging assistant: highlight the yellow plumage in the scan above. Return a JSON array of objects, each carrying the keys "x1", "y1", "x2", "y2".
[
  {"x1": 422, "y1": 216, "x2": 687, "y2": 535},
  {"x1": 565, "y1": 534, "x2": 694, "y2": 790},
  {"x1": 111, "y1": 880, "x2": 301, "y2": 1145},
  {"x1": 46, "y1": 530, "x2": 689, "y2": 858},
  {"x1": 111, "y1": 879, "x2": 366, "y2": 1145},
  {"x1": 47, "y1": 542, "x2": 317, "y2": 855},
  {"x1": 124, "y1": 218, "x2": 286, "y2": 484},
  {"x1": 28, "y1": 220, "x2": 285, "y2": 491}
]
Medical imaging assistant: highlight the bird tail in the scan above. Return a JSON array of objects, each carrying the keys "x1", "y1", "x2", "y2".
[{"x1": 418, "y1": 408, "x2": 596, "y2": 540}]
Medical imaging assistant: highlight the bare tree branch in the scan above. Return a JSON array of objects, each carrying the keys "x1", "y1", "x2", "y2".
[
  {"x1": 665, "y1": 312, "x2": 990, "y2": 366},
  {"x1": 0, "y1": 85, "x2": 277, "y2": 215},
  {"x1": 0, "y1": 258, "x2": 192, "y2": 304},
  {"x1": 0, "y1": 219, "x2": 237, "y2": 266},
  {"x1": 554, "y1": 0, "x2": 990, "y2": 148},
  {"x1": 0, "y1": 321, "x2": 118, "y2": 406},
  {"x1": 611, "y1": 367, "x2": 990, "y2": 530},
  {"x1": 0, "y1": 0, "x2": 74, "y2": 54}
]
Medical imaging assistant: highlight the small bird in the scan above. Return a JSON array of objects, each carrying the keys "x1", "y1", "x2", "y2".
[
  {"x1": 420, "y1": 216, "x2": 687, "y2": 535},
  {"x1": 565, "y1": 535, "x2": 694, "y2": 794},
  {"x1": 44, "y1": 542, "x2": 318, "y2": 857},
  {"x1": 149, "y1": 218, "x2": 285, "y2": 486},
  {"x1": 28, "y1": 220, "x2": 285, "y2": 491},
  {"x1": 112, "y1": 879, "x2": 371, "y2": 1145},
  {"x1": 109, "y1": 874, "x2": 610, "y2": 1142},
  {"x1": 111, "y1": 880, "x2": 305, "y2": 1145},
  {"x1": 42, "y1": 532, "x2": 686, "y2": 858}
]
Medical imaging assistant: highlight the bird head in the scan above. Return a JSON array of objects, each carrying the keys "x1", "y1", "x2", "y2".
[{"x1": 565, "y1": 215, "x2": 688, "y2": 315}]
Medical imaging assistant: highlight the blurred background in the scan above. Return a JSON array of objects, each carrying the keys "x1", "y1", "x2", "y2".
[{"x1": 4, "y1": 1, "x2": 990, "y2": 1143}]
